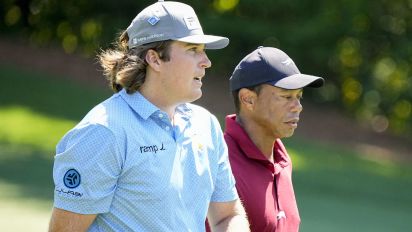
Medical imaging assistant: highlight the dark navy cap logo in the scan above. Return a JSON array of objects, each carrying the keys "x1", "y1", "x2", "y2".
[{"x1": 63, "y1": 169, "x2": 81, "y2": 189}]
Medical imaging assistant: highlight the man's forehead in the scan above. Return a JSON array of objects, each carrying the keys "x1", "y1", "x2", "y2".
[
  {"x1": 267, "y1": 84, "x2": 303, "y2": 93},
  {"x1": 172, "y1": 41, "x2": 205, "y2": 48}
]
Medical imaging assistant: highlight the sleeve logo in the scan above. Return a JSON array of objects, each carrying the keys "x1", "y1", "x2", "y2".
[{"x1": 63, "y1": 169, "x2": 81, "y2": 189}]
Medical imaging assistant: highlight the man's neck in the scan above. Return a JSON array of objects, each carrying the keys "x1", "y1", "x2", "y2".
[
  {"x1": 139, "y1": 84, "x2": 178, "y2": 120},
  {"x1": 236, "y1": 115, "x2": 276, "y2": 162}
]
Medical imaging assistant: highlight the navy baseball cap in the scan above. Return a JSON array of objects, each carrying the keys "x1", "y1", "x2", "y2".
[{"x1": 229, "y1": 46, "x2": 324, "y2": 91}]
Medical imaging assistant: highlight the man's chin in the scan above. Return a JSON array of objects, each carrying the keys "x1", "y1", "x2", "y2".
[
  {"x1": 186, "y1": 92, "x2": 202, "y2": 103},
  {"x1": 282, "y1": 130, "x2": 296, "y2": 138}
]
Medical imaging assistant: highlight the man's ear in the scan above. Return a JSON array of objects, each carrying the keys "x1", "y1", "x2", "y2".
[
  {"x1": 145, "y1": 49, "x2": 162, "y2": 71},
  {"x1": 238, "y1": 88, "x2": 257, "y2": 110}
]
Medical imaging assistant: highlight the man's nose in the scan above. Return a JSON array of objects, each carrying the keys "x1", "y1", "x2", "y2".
[
  {"x1": 200, "y1": 52, "x2": 212, "y2": 69},
  {"x1": 292, "y1": 99, "x2": 303, "y2": 113}
]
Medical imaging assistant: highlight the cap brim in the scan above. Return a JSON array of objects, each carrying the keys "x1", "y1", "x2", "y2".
[
  {"x1": 176, "y1": 34, "x2": 229, "y2": 49},
  {"x1": 272, "y1": 74, "x2": 324, "y2": 89}
]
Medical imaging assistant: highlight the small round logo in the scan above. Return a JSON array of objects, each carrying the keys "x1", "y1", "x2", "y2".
[{"x1": 63, "y1": 169, "x2": 81, "y2": 189}]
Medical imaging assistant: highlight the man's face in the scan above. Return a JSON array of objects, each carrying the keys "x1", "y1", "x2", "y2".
[
  {"x1": 159, "y1": 41, "x2": 211, "y2": 104},
  {"x1": 249, "y1": 84, "x2": 303, "y2": 139}
]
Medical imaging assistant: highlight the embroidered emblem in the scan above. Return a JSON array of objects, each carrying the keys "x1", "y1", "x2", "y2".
[
  {"x1": 183, "y1": 15, "x2": 201, "y2": 30},
  {"x1": 281, "y1": 58, "x2": 294, "y2": 66},
  {"x1": 277, "y1": 211, "x2": 287, "y2": 220},
  {"x1": 63, "y1": 169, "x2": 81, "y2": 189},
  {"x1": 198, "y1": 143, "x2": 204, "y2": 151},
  {"x1": 56, "y1": 188, "x2": 83, "y2": 197},
  {"x1": 191, "y1": 133, "x2": 204, "y2": 152},
  {"x1": 147, "y1": 16, "x2": 160, "y2": 25},
  {"x1": 140, "y1": 143, "x2": 166, "y2": 154}
]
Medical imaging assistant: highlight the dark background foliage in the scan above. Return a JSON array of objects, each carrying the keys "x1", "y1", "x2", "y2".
[{"x1": 2, "y1": 0, "x2": 412, "y2": 137}]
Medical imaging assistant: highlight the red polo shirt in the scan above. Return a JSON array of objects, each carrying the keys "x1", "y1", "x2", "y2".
[{"x1": 225, "y1": 114, "x2": 300, "y2": 232}]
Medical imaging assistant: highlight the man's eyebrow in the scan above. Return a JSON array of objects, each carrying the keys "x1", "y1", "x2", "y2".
[
  {"x1": 183, "y1": 43, "x2": 203, "y2": 47},
  {"x1": 278, "y1": 89, "x2": 303, "y2": 94}
]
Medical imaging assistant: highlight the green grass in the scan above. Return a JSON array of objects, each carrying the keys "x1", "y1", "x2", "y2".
[
  {"x1": 0, "y1": 106, "x2": 75, "y2": 151},
  {"x1": 1, "y1": 64, "x2": 411, "y2": 231},
  {"x1": 284, "y1": 138, "x2": 412, "y2": 232},
  {"x1": 0, "y1": 64, "x2": 111, "y2": 121},
  {"x1": 0, "y1": 145, "x2": 54, "y2": 231},
  {"x1": 0, "y1": 65, "x2": 110, "y2": 231}
]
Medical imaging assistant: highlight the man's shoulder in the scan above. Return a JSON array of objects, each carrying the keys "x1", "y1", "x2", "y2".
[{"x1": 77, "y1": 93, "x2": 130, "y2": 130}]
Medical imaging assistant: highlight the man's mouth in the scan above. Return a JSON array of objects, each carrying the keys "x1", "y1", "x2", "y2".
[
  {"x1": 194, "y1": 76, "x2": 203, "y2": 84},
  {"x1": 285, "y1": 118, "x2": 299, "y2": 127}
]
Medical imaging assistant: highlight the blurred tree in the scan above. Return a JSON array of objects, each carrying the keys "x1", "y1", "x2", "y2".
[{"x1": 1, "y1": 0, "x2": 411, "y2": 137}]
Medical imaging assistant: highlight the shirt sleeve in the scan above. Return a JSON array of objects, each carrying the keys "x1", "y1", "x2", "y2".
[
  {"x1": 53, "y1": 123, "x2": 123, "y2": 214},
  {"x1": 209, "y1": 116, "x2": 238, "y2": 202}
]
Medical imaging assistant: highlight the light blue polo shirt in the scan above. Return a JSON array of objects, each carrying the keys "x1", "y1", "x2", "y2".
[{"x1": 53, "y1": 89, "x2": 238, "y2": 231}]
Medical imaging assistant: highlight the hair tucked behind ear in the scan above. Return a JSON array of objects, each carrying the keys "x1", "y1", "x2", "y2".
[{"x1": 98, "y1": 31, "x2": 172, "y2": 94}]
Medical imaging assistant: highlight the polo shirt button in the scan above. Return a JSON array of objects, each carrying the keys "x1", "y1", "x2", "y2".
[
  {"x1": 158, "y1": 114, "x2": 163, "y2": 118},
  {"x1": 165, "y1": 126, "x2": 170, "y2": 130}
]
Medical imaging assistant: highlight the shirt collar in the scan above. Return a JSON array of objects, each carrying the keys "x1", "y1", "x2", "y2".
[
  {"x1": 120, "y1": 89, "x2": 158, "y2": 120},
  {"x1": 176, "y1": 103, "x2": 192, "y2": 121},
  {"x1": 225, "y1": 114, "x2": 290, "y2": 169},
  {"x1": 120, "y1": 89, "x2": 192, "y2": 120}
]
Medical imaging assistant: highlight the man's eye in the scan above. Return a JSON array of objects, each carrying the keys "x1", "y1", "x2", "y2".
[
  {"x1": 189, "y1": 47, "x2": 205, "y2": 53},
  {"x1": 189, "y1": 47, "x2": 199, "y2": 52},
  {"x1": 282, "y1": 95, "x2": 303, "y2": 100}
]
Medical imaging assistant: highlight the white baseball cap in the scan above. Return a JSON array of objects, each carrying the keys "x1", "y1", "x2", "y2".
[{"x1": 127, "y1": 1, "x2": 229, "y2": 49}]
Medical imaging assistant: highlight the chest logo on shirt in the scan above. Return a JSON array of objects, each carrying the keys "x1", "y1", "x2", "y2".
[
  {"x1": 191, "y1": 133, "x2": 204, "y2": 152},
  {"x1": 140, "y1": 143, "x2": 166, "y2": 154}
]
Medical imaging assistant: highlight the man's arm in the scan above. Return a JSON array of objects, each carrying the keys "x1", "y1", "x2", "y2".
[
  {"x1": 207, "y1": 199, "x2": 250, "y2": 232},
  {"x1": 48, "y1": 207, "x2": 97, "y2": 232}
]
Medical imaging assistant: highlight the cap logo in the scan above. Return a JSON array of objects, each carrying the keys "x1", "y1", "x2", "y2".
[
  {"x1": 183, "y1": 15, "x2": 201, "y2": 30},
  {"x1": 281, "y1": 58, "x2": 294, "y2": 66},
  {"x1": 147, "y1": 15, "x2": 160, "y2": 26}
]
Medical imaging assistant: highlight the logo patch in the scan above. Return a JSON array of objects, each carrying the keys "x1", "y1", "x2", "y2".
[
  {"x1": 281, "y1": 58, "x2": 294, "y2": 66},
  {"x1": 140, "y1": 143, "x2": 166, "y2": 154},
  {"x1": 183, "y1": 15, "x2": 201, "y2": 30},
  {"x1": 191, "y1": 133, "x2": 204, "y2": 151},
  {"x1": 147, "y1": 16, "x2": 160, "y2": 25},
  {"x1": 63, "y1": 169, "x2": 81, "y2": 189}
]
